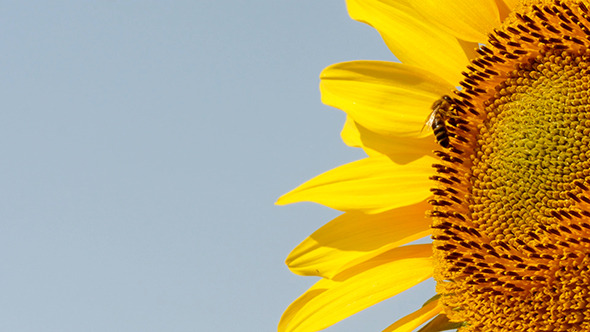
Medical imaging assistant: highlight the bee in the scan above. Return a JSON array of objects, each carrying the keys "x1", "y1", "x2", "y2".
[{"x1": 424, "y1": 95, "x2": 453, "y2": 148}]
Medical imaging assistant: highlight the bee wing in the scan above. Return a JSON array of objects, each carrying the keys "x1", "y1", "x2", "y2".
[{"x1": 421, "y1": 108, "x2": 437, "y2": 133}]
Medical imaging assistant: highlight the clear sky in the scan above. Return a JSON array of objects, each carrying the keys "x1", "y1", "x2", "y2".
[{"x1": 0, "y1": 2, "x2": 434, "y2": 331}]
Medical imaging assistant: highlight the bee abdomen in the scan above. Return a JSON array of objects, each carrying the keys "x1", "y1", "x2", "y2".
[{"x1": 433, "y1": 121, "x2": 450, "y2": 148}]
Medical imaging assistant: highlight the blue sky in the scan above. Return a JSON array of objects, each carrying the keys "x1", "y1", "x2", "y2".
[{"x1": 0, "y1": 2, "x2": 434, "y2": 331}]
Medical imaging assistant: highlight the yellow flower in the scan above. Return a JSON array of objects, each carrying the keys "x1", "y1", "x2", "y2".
[{"x1": 278, "y1": 0, "x2": 590, "y2": 331}]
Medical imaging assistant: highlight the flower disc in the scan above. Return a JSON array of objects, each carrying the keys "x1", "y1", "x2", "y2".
[{"x1": 431, "y1": 1, "x2": 590, "y2": 331}]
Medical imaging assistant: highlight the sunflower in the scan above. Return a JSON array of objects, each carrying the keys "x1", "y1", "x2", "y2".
[{"x1": 277, "y1": 0, "x2": 590, "y2": 331}]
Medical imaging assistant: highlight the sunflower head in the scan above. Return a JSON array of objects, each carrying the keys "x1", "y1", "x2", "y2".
[
  {"x1": 430, "y1": 1, "x2": 590, "y2": 330},
  {"x1": 279, "y1": 1, "x2": 590, "y2": 331}
]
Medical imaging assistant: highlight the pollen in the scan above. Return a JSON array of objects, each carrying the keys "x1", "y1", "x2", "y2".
[{"x1": 430, "y1": 1, "x2": 590, "y2": 331}]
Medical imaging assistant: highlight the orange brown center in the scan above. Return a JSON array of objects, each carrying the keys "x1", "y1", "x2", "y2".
[{"x1": 430, "y1": 1, "x2": 590, "y2": 331}]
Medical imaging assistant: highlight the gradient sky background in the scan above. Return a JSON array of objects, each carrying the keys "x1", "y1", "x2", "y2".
[{"x1": 0, "y1": 2, "x2": 435, "y2": 331}]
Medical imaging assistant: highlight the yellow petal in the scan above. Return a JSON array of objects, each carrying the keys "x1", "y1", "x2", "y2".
[
  {"x1": 287, "y1": 200, "x2": 431, "y2": 278},
  {"x1": 276, "y1": 155, "x2": 435, "y2": 214},
  {"x1": 340, "y1": 116, "x2": 363, "y2": 149},
  {"x1": 411, "y1": 314, "x2": 462, "y2": 332},
  {"x1": 411, "y1": 0, "x2": 501, "y2": 43},
  {"x1": 495, "y1": 0, "x2": 517, "y2": 21},
  {"x1": 279, "y1": 244, "x2": 433, "y2": 332},
  {"x1": 498, "y1": 0, "x2": 518, "y2": 11},
  {"x1": 382, "y1": 298, "x2": 442, "y2": 332},
  {"x1": 341, "y1": 117, "x2": 437, "y2": 163},
  {"x1": 345, "y1": 0, "x2": 476, "y2": 85},
  {"x1": 321, "y1": 61, "x2": 453, "y2": 137},
  {"x1": 496, "y1": 0, "x2": 521, "y2": 11},
  {"x1": 355, "y1": 121, "x2": 438, "y2": 162}
]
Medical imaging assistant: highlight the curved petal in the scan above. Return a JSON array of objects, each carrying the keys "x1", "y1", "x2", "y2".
[
  {"x1": 321, "y1": 61, "x2": 453, "y2": 137},
  {"x1": 287, "y1": 200, "x2": 431, "y2": 278},
  {"x1": 355, "y1": 121, "x2": 438, "y2": 163},
  {"x1": 340, "y1": 116, "x2": 364, "y2": 149},
  {"x1": 382, "y1": 298, "x2": 442, "y2": 332},
  {"x1": 411, "y1": 0, "x2": 501, "y2": 43},
  {"x1": 276, "y1": 155, "x2": 435, "y2": 214},
  {"x1": 498, "y1": 0, "x2": 518, "y2": 11},
  {"x1": 412, "y1": 314, "x2": 462, "y2": 332},
  {"x1": 496, "y1": 0, "x2": 520, "y2": 10},
  {"x1": 495, "y1": 0, "x2": 517, "y2": 21},
  {"x1": 341, "y1": 117, "x2": 437, "y2": 163},
  {"x1": 345, "y1": 0, "x2": 477, "y2": 85},
  {"x1": 278, "y1": 244, "x2": 433, "y2": 332}
]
